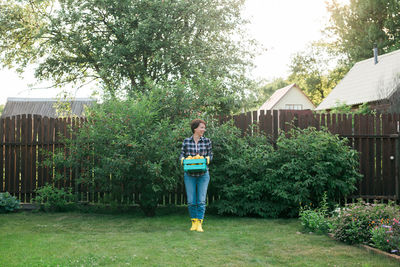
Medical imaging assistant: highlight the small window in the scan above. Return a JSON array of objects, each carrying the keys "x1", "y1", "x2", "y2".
[{"x1": 285, "y1": 104, "x2": 303, "y2": 110}]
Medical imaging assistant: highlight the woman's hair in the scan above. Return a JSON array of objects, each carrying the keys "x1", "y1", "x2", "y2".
[{"x1": 190, "y1": 119, "x2": 206, "y2": 133}]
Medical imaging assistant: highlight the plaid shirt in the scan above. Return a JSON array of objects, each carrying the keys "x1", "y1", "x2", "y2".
[{"x1": 180, "y1": 136, "x2": 213, "y2": 176}]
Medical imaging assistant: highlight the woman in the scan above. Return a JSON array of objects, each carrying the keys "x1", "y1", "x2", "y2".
[{"x1": 180, "y1": 119, "x2": 213, "y2": 232}]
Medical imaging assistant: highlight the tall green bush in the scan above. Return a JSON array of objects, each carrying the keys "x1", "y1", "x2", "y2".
[
  {"x1": 207, "y1": 121, "x2": 276, "y2": 217},
  {"x1": 268, "y1": 126, "x2": 362, "y2": 216},
  {"x1": 208, "y1": 124, "x2": 362, "y2": 218},
  {"x1": 48, "y1": 92, "x2": 190, "y2": 216}
]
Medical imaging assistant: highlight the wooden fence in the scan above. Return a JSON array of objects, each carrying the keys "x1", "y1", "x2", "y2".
[
  {"x1": 227, "y1": 110, "x2": 400, "y2": 201},
  {"x1": 1, "y1": 110, "x2": 400, "y2": 204}
]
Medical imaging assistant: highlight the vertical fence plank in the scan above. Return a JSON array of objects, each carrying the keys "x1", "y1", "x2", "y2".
[
  {"x1": 394, "y1": 113, "x2": 400, "y2": 200},
  {"x1": 43, "y1": 117, "x2": 50, "y2": 186},
  {"x1": 368, "y1": 114, "x2": 375, "y2": 198},
  {"x1": 360, "y1": 114, "x2": 369, "y2": 196},
  {"x1": 278, "y1": 110, "x2": 286, "y2": 134},
  {"x1": 285, "y1": 111, "x2": 295, "y2": 132},
  {"x1": 241, "y1": 113, "x2": 248, "y2": 136},
  {"x1": 353, "y1": 114, "x2": 361, "y2": 196},
  {"x1": 389, "y1": 114, "x2": 397, "y2": 198},
  {"x1": 27, "y1": 115, "x2": 33, "y2": 202},
  {"x1": 259, "y1": 110, "x2": 265, "y2": 135},
  {"x1": 21, "y1": 115, "x2": 27, "y2": 202},
  {"x1": 298, "y1": 113, "x2": 306, "y2": 129},
  {"x1": 5, "y1": 117, "x2": 10, "y2": 193},
  {"x1": 272, "y1": 110, "x2": 278, "y2": 147},
  {"x1": 252, "y1": 110, "x2": 258, "y2": 134},
  {"x1": 54, "y1": 118, "x2": 61, "y2": 189},
  {"x1": 70, "y1": 117, "x2": 77, "y2": 195},
  {"x1": 326, "y1": 113, "x2": 332, "y2": 133},
  {"x1": 246, "y1": 111, "x2": 252, "y2": 136},
  {"x1": 0, "y1": 118, "x2": 3, "y2": 192},
  {"x1": 65, "y1": 118, "x2": 71, "y2": 190},
  {"x1": 50, "y1": 118, "x2": 56, "y2": 187},
  {"x1": 366, "y1": 115, "x2": 375, "y2": 197},
  {"x1": 15, "y1": 116, "x2": 21, "y2": 201},
  {"x1": 233, "y1": 114, "x2": 240, "y2": 133},
  {"x1": 31, "y1": 115, "x2": 40, "y2": 202},
  {"x1": 382, "y1": 113, "x2": 391, "y2": 197},
  {"x1": 38, "y1": 116, "x2": 45, "y2": 189},
  {"x1": 314, "y1": 114, "x2": 320, "y2": 130},
  {"x1": 265, "y1": 110, "x2": 272, "y2": 137},
  {"x1": 332, "y1": 113, "x2": 337, "y2": 134},
  {"x1": 375, "y1": 114, "x2": 382, "y2": 196},
  {"x1": 80, "y1": 117, "x2": 88, "y2": 201},
  {"x1": 10, "y1": 116, "x2": 16, "y2": 196},
  {"x1": 320, "y1": 113, "x2": 326, "y2": 130}
]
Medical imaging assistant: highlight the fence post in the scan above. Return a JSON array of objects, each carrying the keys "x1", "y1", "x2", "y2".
[
  {"x1": 397, "y1": 133, "x2": 400, "y2": 202},
  {"x1": 394, "y1": 134, "x2": 400, "y2": 202}
]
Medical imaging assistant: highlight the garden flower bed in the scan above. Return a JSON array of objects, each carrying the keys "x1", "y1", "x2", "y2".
[{"x1": 300, "y1": 197, "x2": 400, "y2": 262}]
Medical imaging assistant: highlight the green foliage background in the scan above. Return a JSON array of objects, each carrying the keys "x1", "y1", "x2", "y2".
[
  {"x1": 208, "y1": 124, "x2": 362, "y2": 218},
  {"x1": 44, "y1": 91, "x2": 363, "y2": 218}
]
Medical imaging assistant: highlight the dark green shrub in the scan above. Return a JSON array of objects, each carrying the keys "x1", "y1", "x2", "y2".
[
  {"x1": 330, "y1": 200, "x2": 400, "y2": 245},
  {"x1": 0, "y1": 192, "x2": 20, "y2": 213},
  {"x1": 208, "y1": 123, "x2": 362, "y2": 218},
  {"x1": 207, "y1": 121, "x2": 278, "y2": 217},
  {"x1": 33, "y1": 184, "x2": 76, "y2": 212},
  {"x1": 268, "y1": 126, "x2": 362, "y2": 217},
  {"x1": 47, "y1": 93, "x2": 188, "y2": 216}
]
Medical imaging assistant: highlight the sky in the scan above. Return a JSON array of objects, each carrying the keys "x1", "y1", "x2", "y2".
[{"x1": 0, "y1": 0, "x2": 348, "y2": 105}]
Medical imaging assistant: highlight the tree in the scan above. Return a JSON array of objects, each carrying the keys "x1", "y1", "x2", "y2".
[
  {"x1": 0, "y1": 104, "x2": 4, "y2": 115},
  {"x1": 325, "y1": 0, "x2": 400, "y2": 64},
  {"x1": 0, "y1": 0, "x2": 257, "y2": 104},
  {"x1": 252, "y1": 78, "x2": 290, "y2": 108},
  {"x1": 287, "y1": 43, "x2": 349, "y2": 105}
]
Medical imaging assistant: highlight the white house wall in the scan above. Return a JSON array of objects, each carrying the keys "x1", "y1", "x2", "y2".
[{"x1": 273, "y1": 87, "x2": 315, "y2": 110}]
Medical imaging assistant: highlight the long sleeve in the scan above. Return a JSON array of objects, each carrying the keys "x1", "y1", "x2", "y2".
[
  {"x1": 179, "y1": 140, "x2": 186, "y2": 161},
  {"x1": 207, "y1": 140, "x2": 213, "y2": 162}
]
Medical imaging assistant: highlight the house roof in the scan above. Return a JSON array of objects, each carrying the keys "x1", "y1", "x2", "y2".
[
  {"x1": 1, "y1": 97, "x2": 96, "y2": 118},
  {"x1": 259, "y1": 83, "x2": 313, "y2": 110},
  {"x1": 317, "y1": 48, "x2": 400, "y2": 110}
]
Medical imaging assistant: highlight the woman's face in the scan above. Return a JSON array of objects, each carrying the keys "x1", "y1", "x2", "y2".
[{"x1": 194, "y1": 123, "x2": 206, "y2": 137}]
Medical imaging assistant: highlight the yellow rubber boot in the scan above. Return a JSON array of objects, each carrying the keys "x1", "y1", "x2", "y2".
[
  {"x1": 196, "y1": 219, "x2": 204, "y2": 232},
  {"x1": 190, "y1": 219, "x2": 198, "y2": 231}
]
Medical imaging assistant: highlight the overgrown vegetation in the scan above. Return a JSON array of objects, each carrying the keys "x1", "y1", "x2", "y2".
[
  {"x1": 45, "y1": 90, "x2": 196, "y2": 216},
  {"x1": 41, "y1": 91, "x2": 362, "y2": 218},
  {"x1": 299, "y1": 192, "x2": 331, "y2": 234},
  {"x1": 207, "y1": 124, "x2": 361, "y2": 218},
  {"x1": 33, "y1": 184, "x2": 76, "y2": 212}
]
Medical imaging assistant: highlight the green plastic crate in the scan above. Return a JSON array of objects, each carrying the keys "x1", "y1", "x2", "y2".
[{"x1": 183, "y1": 158, "x2": 207, "y2": 172}]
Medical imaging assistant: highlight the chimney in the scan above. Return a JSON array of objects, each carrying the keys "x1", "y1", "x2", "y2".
[{"x1": 373, "y1": 43, "x2": 378, "y2": 64}]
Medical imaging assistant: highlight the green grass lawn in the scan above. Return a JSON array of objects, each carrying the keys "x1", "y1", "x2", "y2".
[{"x1": 0, "y1": 209, "x2": 399, "y2": 267}]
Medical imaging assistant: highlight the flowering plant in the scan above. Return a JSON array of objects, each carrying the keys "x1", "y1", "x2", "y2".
[
  {"x1": 330, "y1": 199, "x2": 399, "y2": 245},
  {"x1": 370, "y1": 218, "x2": 400, "y2": 255}
]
